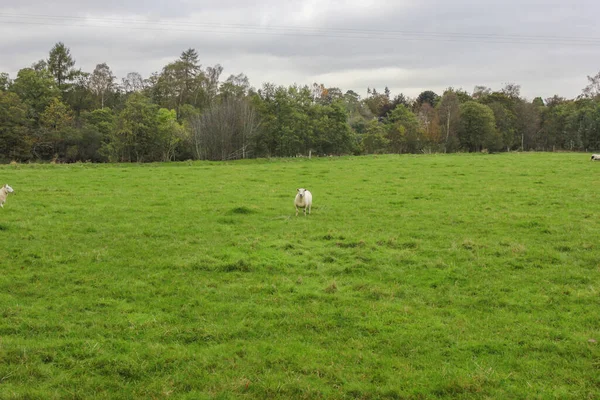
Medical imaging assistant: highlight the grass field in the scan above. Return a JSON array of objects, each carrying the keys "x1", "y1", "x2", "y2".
[{"x1": 0, "y1": 153, "x2": 599, "y2": 399}]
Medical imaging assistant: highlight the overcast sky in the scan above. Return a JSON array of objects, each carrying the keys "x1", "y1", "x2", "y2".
[{"x1": 1, "y1": 0, "x2": 599, "y2": 100}]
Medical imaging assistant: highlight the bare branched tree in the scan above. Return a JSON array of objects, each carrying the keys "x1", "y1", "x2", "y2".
[
  {"x1": 121, "y1": 72, "x2": 145, "y2": 93},
  {"x1": 89, "y1": 63, "x2": 116, "y2": 108},
  {"x1": 190, "y1": 97, "x2": 259, "y2": 160},
  {"x1": 202, "y1": 64, "x2": 223, "y2": 106},
  {"x1": 581, "y1": 70, "x2": 600, "y2": 99}
]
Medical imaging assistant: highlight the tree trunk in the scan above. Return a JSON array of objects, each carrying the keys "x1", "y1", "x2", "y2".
[
  {"x1": 521, "y1": 133, "x2": 524, "y2": 151},
  {"x1": 445, "y1": 106, "x2": 450, "y2": 153}
]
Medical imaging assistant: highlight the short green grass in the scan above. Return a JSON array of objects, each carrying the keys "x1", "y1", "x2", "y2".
[{"x1": 0, "y1": 153, "x2": 599, "y2": 399}]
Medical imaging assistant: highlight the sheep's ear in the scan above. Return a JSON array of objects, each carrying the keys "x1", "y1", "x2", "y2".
[{"x1": 297, "y1": 188, "x2": 300, "y2": 192}]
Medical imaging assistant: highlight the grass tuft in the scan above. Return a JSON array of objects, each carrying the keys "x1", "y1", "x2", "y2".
[
  {"x1": 324, "y1": 281, "x2": 338, "y2": 293},
  {"x1": 228, "y1": 206, "x2": 256, "y2": 215}
]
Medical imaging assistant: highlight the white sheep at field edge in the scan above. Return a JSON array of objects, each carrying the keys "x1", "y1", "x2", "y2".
[
  {"x1": 295, "y1": 188, "x2": 312, "y2": 216},
  {"x1": 0, "y1": 184, "x2": 14, "y2": 208}
]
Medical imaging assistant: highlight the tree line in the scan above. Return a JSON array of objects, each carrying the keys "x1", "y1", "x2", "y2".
[{"x1": 1, "y1": 42, "x2": 600, "y2": 163}]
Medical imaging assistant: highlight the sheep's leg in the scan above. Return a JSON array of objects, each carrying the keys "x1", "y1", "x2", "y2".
[{"x1": 295, "y1": 206, "x2": 299, "y2": 216}]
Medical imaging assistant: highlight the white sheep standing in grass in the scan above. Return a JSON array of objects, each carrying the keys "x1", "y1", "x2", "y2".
[
  {"x1": 591, "y1": 154, "x2": 600, "y2": 161},
  {"x1": 0, "y1": 184, "x2": 14, "y2": 208},
  {"x1": 295, "y1": 188, "x2": 312, "y2": 216}
]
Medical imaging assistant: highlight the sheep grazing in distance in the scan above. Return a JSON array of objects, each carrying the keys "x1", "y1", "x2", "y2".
[
  {"x1": 0, "y1": 184, "x2": 14, "y2": 208},
  {"x1": 591, "y1": 154, "x2": 600, "y2": 161},
  {"x1": 295, "y1": 188, "x2": 312, "y2": 216}
]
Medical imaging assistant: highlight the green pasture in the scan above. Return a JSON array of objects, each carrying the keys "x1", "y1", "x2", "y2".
[{"x1": 0, "y1": 153, "x2": 598, "y2": 399}]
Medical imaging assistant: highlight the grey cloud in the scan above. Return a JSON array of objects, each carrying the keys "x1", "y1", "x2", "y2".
[{"x1": 1, "y1": 0, "x2": 599, "y2": 100}]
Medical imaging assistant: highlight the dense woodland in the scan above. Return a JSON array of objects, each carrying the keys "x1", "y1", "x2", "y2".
[{"x1": 1, "y1": 42, "x2": 600, "y2": 163}]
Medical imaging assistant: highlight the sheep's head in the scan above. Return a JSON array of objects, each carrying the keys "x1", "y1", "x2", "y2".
[
  {"x1": 297, "y1": 188, "x2": 307, "y2": 198},
  {"x1": 3, "y1": 184, "x2": 13, "y2": 193}
]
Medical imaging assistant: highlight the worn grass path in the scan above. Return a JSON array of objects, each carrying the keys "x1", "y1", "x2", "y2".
[{"x1": 0, "y1": 153, "x2": 599, "y2": 399}]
